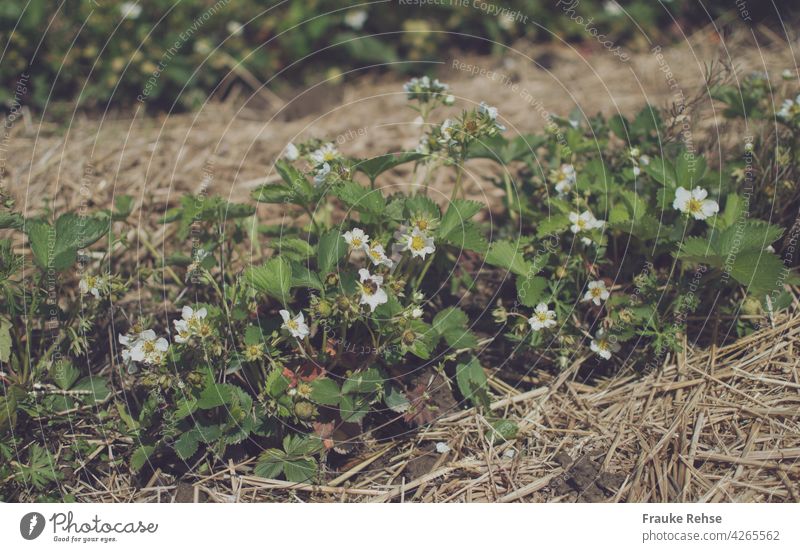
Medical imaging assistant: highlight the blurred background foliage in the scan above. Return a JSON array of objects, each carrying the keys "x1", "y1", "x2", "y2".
[{"x1": 0, "y1": 0, "x2": 795, "y2": 112}]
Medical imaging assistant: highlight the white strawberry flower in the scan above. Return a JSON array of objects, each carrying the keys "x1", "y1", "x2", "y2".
[
  {"x1": 358, "y1": 268, "x2": 388, "y2": 312},
  {"x1": 590, "y1": 328, "x2": 620, "y2": 360},
  {"x1": 314, "y1": 162, "x2": 331, "y2": 185},
  {"x1": 119, "y1": 2, "x2": 142, "y2": 20},
  {"x1": 582, "y1": 280, "x2": 610, "y2": 306},
  {"x1": 569, "y1": 210, "x2": 603, "y2": 234},
  {"x1": 283, "y1": 142, "x2": 299, "y2": 161},
  {"x1": 554, "y1": 163, "x2": 576, "y2": 195},
  {"x1": 402, "y1": 228, "x2": 436, "y2": 260},
  {"x1": 479, "y1": 102, "x2": 505, "y2": 131},
  {"x1": 79, "y1": 274, "x2": 107, "y2": 299},
  {"x1": 366, "y1": 242, "x2": 393, "y2": 268},
  {"x1": 439, "y1": 119, "x2": 456, "y2": 145},
  {"x1": 344, "y1": 8, "x2": 368, "y2": 30},
  {"x1": 672, "y1": 186, "x2": 719, "y2": 220},
  {"x1": 411, "y1": 307, "x2": 423, "y2": 319},
  {"x1": 280, "y1": 309, "x2": 309, "y2": 339},
  {"x1": 172, "y1": 306, "x2": 208, "y2": 343},
  {"x1": 528, "y1": 303, "x2": 556, "y2": 331},
  {"x1": 310, "y1": 143, "x2": 339, "y2": 166},
  {"x1": 119, "y1": 329, "x2": 168, "y2": 366},
  {"x1": 343, "y1": 228, "x2": 369, "y2": 250}
]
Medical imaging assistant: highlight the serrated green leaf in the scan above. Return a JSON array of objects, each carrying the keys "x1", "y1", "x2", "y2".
[
  {"x1": 332, "y1": 180, "x2": 386, "y2": 214},
  {"x1": 355, "y1": 151, "x2": 424, "y2": 181},
  {"x1": 26, "y1": 213, "x2": 109, "y2": 272},
  {"x1": 644, "y1": 156, "x2": 677, "y2": 188},
  {"x1": 51, "y1": 360, "x2": 79, "y2": 391},
  {"x1": 339, "y1": 393, "x2": 370, "y2": 423},
  {"x1": 244, "y1": 257, "x2": 292, "y2": 303},
  {"x1": 718, "y1": 193, "x2": 743, "y2": 230},
  {"x1": 455, "y1": 356, "x2": 489, "y2": 409},
  {"x1": 677, "y1": 236, "x2": 721, "y2": 263},
  {"x1": 730, "y1": 250, "x2": 787, "y2": 296},
  {"x1": 438, "y1": 200, "x2": 483, "y2": 241},
  {"x1": 254, "y1": 449, "x2": 285, "y2": 478},
  {"x1": 317, "y1": 229, "x2": 347, "y2": 275},
  {"x1": 310, "y1": 378, "x2": 341, "y2": 406},
  {"x1": 341, "y1": 368, "x2": 383, "y2": 395},
  {"x1": 130, "y1": 445, "x2": 155, "y2": 472},
  {"x1": 384, "y1": 385, "x2": 410, "y2": 413},
  {"x1": 275, "y1": 159, "x2": 314, "y2": 201},
  {"x1": 675, "y1": 151, "x2": 707, "y2": 188},
  {"x1": 516, "y1": 275, "x2": 548, "y2": 307},
  {"x1": 290, "y1": 262, "x2": 323, "y2": 291},
  {"x1": 174, "y1": 430, "x2": 200, "y2": 460},
  {"x1": 283, "y1": 457, "x2": 317, "y2": 483},
  {"x1": 274, "y1": 237, "x2": 314, "y2": 261},
  {"x1": 432, "y1": 307, "x2": 478, "y2": 349},
  {"x1": 440, "y1": 222, "x2": 487, "y2": 253},
  {"x1": 0, "y1": 319, "x2": 11, "y2": 363},
  {"x1": 485, "y1": 240, "x2": 530, "y2": 277},
  {"x1": 718, "y1": 220, "x2": 784, "y2": 257},
  {"x1": 536, "y1": 214, "x2": 570, "y2": 238},
  {"x1": 73, "y1": 376, "x2": 110, "y2": 405}
]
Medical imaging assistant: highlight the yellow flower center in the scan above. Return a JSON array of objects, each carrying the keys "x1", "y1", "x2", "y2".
[
  {"x1": 143, "y1": 341, "x2": 156, "y2": 353},
  {"x1": 411, "y1": 235, "x2": 426, "y2": 251},
  {"x1": 86, "y1": 276, "x2": 97, "y2": 287},
  {"x1": 352, "y1": 238, "x2": 362, "y2": 247},
  {"x1": 287, "y1": 320, "x2": 298, "y2": 330},
  {"x1": 577, "y1": 219, "x2": 586, "y2": 229},
  {"x1": 537, "y1": 312, "x2": 548, "y2": 322},
  {"x1": 361, "y1": 281, "x2": 377, "y2": 296},
  {"x1": 687, "y1": 198, "x2": 702, "y2": 214},
  {"x1": 323, "y1": 151, "x2": 336, "y2": 161},
  {"x1": 591, "y1": 288, "x2": 603, "y2": 297},
  {"x1": 597, "y1": 339, "x2": 608, "y2": 350},
  {"x1": 416, "y1": 219, "x2": 428, "y2": 231},
  {"x1": 370, "y1": 249, "x2": 381, "y2": 260},
  {"x1": 245, "y1": 344, "x2": 263, "y2": 360}
]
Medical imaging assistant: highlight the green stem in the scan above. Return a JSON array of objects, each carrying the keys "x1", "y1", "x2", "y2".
[{"x1": 449, "y1": 164, "x2": 464, "y2": 202}]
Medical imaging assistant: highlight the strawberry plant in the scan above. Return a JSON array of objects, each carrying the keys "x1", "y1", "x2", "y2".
[{"x1": 1, "y1": 73, "x2": 798, "y2": 498}]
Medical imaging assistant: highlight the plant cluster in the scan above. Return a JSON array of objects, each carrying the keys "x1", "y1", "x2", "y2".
[
  {"x1": 1, "y1": 71, "x2": 798, "y2": 499},
  {"x1": 0, "y1": 0, "x2": 776, "y2": 111}
]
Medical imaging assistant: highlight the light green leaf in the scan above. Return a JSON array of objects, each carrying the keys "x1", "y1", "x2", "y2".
[
  {"x1": 332, "y1": 180, "x2": 386, "y2": 215},
  {"x1": 433, "y1": 307, "x2": 478, "y2": 349},
  {"x1": 516, "y1": 275, "x2": 548, "y2": 307},
  {"x1": 254, "y1": 449, "x2": 285, "y2": 479},
  {"x1": 0, "y1": 319, "x2": 11, "y2": 363},
  {"x1": 283, "y1": 457, "x2": 317, "y2": 483},
  {"x1": 485, "y1": 240, "x2": 530, "y2": 277},
  {"x1": 438, "y1": 200, "x2": 483, "y2": 241},
  {"x1": 73, "y1": 376, "x2": 110, "y2": 405},
  {"x1": 244, "y1": 257, "x2": 292, "y2": 303},
  {"x1": 130, "y1": 445, "x2": 155, "y2": 472},
  {"x1": 310, "y1": 378, "x2": 341, "y2": 406},
  {"x1": 355, "y1": 151, "x2": 424, "y2": 181},
  {"x1": 317, "y1": 229, "x2": 347, "y2": 275},
  {"x1": 455, "y1": 356, "x2": 489, "y2": 409},
  {"x1": 174, "y1": 430, "x2": 200, "y2": 460},
  {"x1": 51, "y1": 360, "x2": 79, "y2": 391}
]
